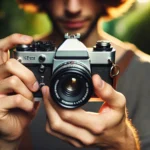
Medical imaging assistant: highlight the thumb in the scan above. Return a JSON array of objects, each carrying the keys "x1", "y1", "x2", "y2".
[
  {"x1": 92, "y1": 74, "x2": 125, "y2": 109},
  {"x1": 41, "y1": 86, "x2": 51, "y2": 106}
]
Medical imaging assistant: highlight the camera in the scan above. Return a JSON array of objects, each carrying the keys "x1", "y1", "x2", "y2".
[{"x1": 13, "y1": 33, "x2": 118, "y2": 109}]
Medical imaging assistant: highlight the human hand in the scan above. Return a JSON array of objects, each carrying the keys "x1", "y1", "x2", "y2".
[
  {"x1": 42, "y1": 74, "x2": 139, "y2": 150},
  {"x1": 0, "y1": 34, "x2": 39, "y2": 149},
  {"x1": 0, "y1": 33, "x2": 33, "y2": 64}
]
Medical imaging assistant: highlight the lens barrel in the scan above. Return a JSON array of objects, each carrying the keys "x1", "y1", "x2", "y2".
[{"x1": 50, "y1": 62, "x2": 93, "y2": 109}]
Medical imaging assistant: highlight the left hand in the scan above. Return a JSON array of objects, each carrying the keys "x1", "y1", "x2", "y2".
[{"x1": 42, "y1": 74, "x2": 128, "y2": 149}]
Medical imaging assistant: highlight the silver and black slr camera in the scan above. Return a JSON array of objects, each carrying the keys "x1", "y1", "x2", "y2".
[{"x1": 13, "y1": 33, "x2": 119, "y2": 109}]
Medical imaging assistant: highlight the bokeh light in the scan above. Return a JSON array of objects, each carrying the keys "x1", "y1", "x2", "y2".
[{"x1": 137, "y1": 0, "x2": 150, "y2": 3}]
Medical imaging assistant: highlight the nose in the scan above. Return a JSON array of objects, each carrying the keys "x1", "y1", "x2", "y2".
[{"x1": 65, "y1": 0, "x2": 81, "y2": 16}]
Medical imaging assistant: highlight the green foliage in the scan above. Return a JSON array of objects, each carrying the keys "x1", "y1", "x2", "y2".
[
  {"x1": 0, "y1": 0, "x2": 51, "y2": 38},
  {"x1": 103, "y1": 3, "x2": 150, "y2": 54}
]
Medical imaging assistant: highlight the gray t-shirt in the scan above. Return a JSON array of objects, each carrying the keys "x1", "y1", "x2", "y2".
[
  {"x1": 30, "y1": 52, "x2": 150, "y2": 150},
  {"x1": 117, "y1": 53, "x2": 150, "y2": 150}
]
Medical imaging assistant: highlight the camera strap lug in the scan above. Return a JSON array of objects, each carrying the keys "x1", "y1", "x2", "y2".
[
  {"x1": 108, "y1": 59, "x2": 120, "y2": 78},
  {"x1": 108, "y1": 59, "x2": 120, "y2": 89}
]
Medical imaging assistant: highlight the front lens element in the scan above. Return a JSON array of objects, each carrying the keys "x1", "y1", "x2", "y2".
[{"x1": 64, "y1": 77, "x2": 79, "y2": 95}]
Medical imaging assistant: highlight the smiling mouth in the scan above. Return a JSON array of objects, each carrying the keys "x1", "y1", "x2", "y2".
[{"x1": 59, "y1": 18, "x2": 89, "y2": 30}]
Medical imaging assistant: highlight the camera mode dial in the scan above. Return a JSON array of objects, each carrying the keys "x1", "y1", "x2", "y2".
[
  {"x1": 93, "y1": 40, "x2": 112, "y2": 51},
  {"x1": 16, "y1": 44, "x2": 30, "y2": 51},
  {"x1": 43, "y1": 41, "x2": 56, "y2": 51},
  {"x1": 16, "y1": 41, "x2": 55, "y2": 52}
]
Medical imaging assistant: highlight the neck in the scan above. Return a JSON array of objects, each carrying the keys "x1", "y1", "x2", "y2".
[
  {"x1": 49, "y1": 25, "x2": 101, "y2": 47},
  {"x1": 82, "y1": 26, "x2": 102, "y2": 47}
]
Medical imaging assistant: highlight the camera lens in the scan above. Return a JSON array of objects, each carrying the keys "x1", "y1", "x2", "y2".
[
  {"x1": 58, "y1": 74, "x2": 87, "y2": 102},
  {"x1": 50, "y1": 62, "x2": 93, "y2": 109},
  {"x1": 63, "y1": 77, "x2": 79, "y2": 96}
]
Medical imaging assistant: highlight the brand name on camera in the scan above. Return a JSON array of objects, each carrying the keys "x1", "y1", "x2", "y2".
[{"x1": 23, "y1": 56, "x2": 35, "y2": 60}]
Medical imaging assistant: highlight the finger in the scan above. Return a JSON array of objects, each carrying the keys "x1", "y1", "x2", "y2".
[
  {"x1": 0, "y1": 49, "x2": 9, "y2": 65},
  {"x1": 0, "y1": 34, "x2": 33, "y2": 64},
  {"x1": 45, "y1": 122, "x2": 84, "y2": 148},
  {"x1": 48, "y1": 87, "x2": 124, "y2": 135},
  {"x1": 42, "y1": 86, "x2": 102, "y2": 135},
  {"x1": 42, "y1": 86, "x2": 105, "y2": 134},
  {"x1": 0, "y1": 109, "x2": 34, "y2": 141},
  {"x1": 0, "y1": 59, "x2": 39, "y2": 92},
  {"x1": 0, "y1": 33, "x2": 33, "y2": 52},
  {"x1": 57, "y1": 106, "x2": 124, "y2": 135},
  {"x1": 0, "y1": 75, "x2": 33, "y2": 100},
  {"x1": 0, "y1": 94, "x2": 34, "y2": 112},
  {"x1": 92, "y1": 74, "x2": 126, "y2": 109},
  {"x1": 42, "y1": 86, "x2": 96, "y2": 146},
  {"x1": 34, "y1": 101, "x2": 41, "y2": 112}
]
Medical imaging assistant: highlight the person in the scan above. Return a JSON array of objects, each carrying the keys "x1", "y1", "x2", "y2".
[{"x1": 0, "y1": 0, "x2": 149, "y2": 149}]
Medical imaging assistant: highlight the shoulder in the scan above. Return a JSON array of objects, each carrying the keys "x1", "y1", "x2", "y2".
[
  {"x1": 117, "y1": 41, "x2": 150, "y2": 91},
  {"x1": 120, "y1": 43, "x2": 150, "y2": 91},
  {"x1": 123, "y1": 42, "x2": 150, "y2": 76},
  {"x1": 126, "y1": 43, "x2": 150, "y2": 73},
  {"x1": 124, "y1": 42, "x2": 150, "y2": 64}
]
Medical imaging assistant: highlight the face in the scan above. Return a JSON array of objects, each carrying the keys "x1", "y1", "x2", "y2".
[{"x1": 46, "y1": 0, "x2": 102, "y2": 39}]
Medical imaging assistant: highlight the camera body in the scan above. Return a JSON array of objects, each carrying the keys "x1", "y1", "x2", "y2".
[{"x1": 13, "y1": 33, "x2": 116, "y2": 109}]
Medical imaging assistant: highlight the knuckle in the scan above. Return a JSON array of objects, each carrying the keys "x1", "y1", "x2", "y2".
[
  {"x1": 50, "y1": 120, "x2": 61, "y2": 131},
  {"x1": 61, "y1": 111, "x2": 71, "y2": 121},
  {"x1": 81, "y1": 136, "x2": 95, "y2": 146},
  {"x1": 102, "y1": 87, "x2": 113, "y2": 99},
  {"x1": 92, "y1": 124, "x2": 104, "y2": 134},
  {"x1": 117, "y1": 92, "x2": 126, "y2": 108},
  {"x1": 5, "y1": 59, "x2": 12, "y2": 69},
  {"x1": 10, "y1": 33, "x2": 21, "y2": 41},
  {"x1": 8, "y1": 75, "x2": 19, "y2": 87},
  {"x1": 5, "y1": 59, "x2": 17, "y2": 70},
  {"x1": 14, "y1": 94, "x2": 23, "y2": 105}
]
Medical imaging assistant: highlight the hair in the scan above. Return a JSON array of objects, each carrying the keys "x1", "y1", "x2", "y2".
[{"x1": 17, "y1": 0, "x2": 136, "y2": 19}]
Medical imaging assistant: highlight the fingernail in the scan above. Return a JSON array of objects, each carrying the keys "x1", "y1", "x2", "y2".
[
  {"x1": 33, "y1": 81, "x2": 39, "y2": 91},
  {"x1": 42, "y1": 86, "x2": 47, "y2": 96},
  {"x1": 21, "y1": 35, "x2": 32, "y2": 42}
]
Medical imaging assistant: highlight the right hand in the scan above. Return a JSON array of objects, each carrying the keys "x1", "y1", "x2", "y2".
[{"x1": 0, "y1": 34, "x2": 39, "y2": 143}]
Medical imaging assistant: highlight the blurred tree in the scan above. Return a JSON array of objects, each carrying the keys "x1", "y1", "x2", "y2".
[
  {"x1": 103, "y1": 2, "x2": 150, "y2": 54},
  {"x1": 0, "y1": 0, "x2": 51, "y2": 38}
]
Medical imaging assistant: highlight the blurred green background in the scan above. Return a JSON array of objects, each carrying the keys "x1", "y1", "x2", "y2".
[{"x1": 0, "y1": 0, "x2": 150, "y2": 54}]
